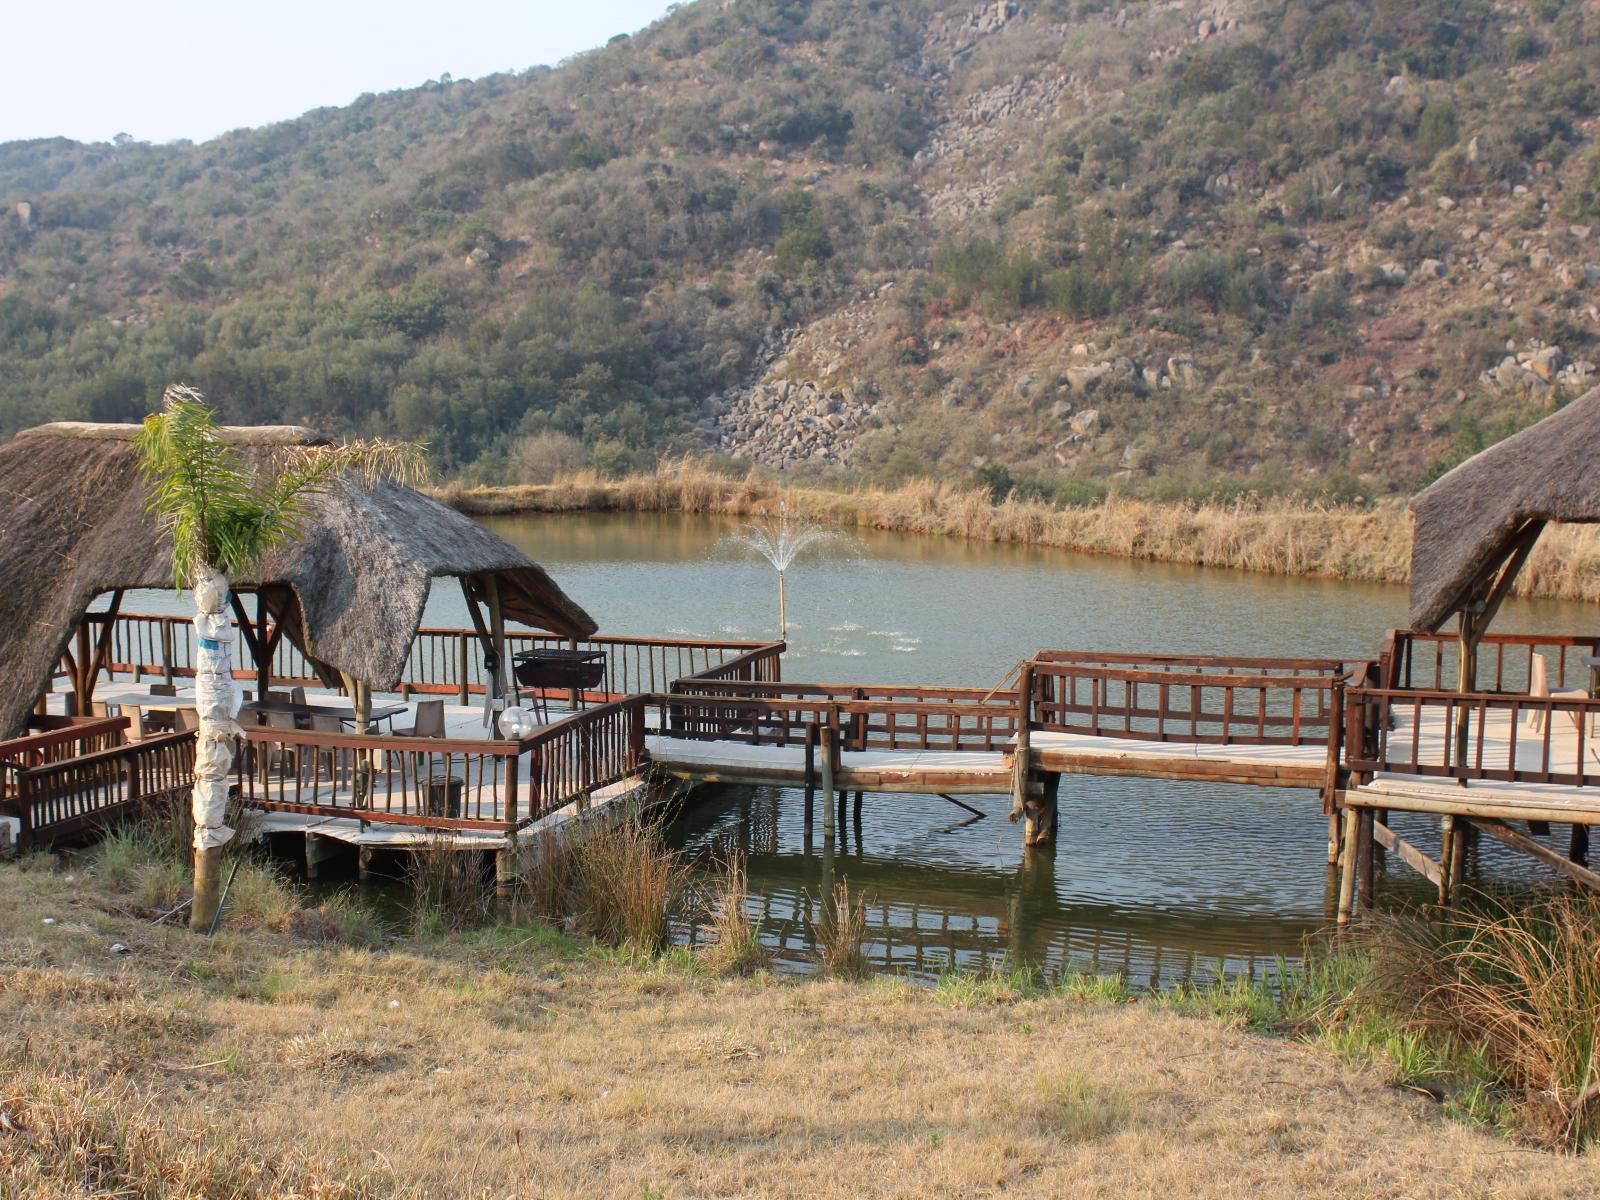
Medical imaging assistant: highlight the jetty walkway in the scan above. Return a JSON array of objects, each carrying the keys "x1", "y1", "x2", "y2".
[{"x1": 6, "y1": 613, "x2": 1600, "y2": 916}]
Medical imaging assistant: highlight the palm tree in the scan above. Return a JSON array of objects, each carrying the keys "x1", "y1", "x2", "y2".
[{"x1": 136, "y1": 384, "x2": 423, "y2": 930}]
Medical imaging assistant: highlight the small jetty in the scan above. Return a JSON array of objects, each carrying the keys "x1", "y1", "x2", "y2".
[{"x1": 4, "y1": 397, "x2": 1600, "y2": 924}]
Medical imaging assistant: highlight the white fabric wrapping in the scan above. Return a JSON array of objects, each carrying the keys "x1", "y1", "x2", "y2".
[{"x1": 191, "y1": 569, "x2": 240, "y2": 851}]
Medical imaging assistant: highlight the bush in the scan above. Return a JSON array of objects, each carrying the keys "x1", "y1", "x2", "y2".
[{"x1": 512, "y1": 431, "x2": 586, "y2": 484}]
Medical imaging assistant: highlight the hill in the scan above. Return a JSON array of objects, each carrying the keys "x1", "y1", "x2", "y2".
[{"x1": 2, "y1": 0, "x2": 1599, "y2": 499}]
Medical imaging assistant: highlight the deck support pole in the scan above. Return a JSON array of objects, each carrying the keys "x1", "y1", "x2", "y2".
[
  {"x1": 1336, "y1": 806, "x2": 1359, "y2": 925},
  {"x1": 1025, "y1": 771, "x2": 1060, "y2": 847},
  {"x1": 1571, "y1": 823, "x2": 1590, "y2": 868},
  {"x1": 1449, "y1": 817, "x2": 1468, "y2": 896},
  {"x1": 1438, "y1": 815, "x2": 1456, "y2": 907},
  {"x1": 496, "y1": 842, "x2": 517, "y2": 904},
  {"x1": 1357, "y1": 809, "x2": 1376, "y2": 912},
  {"x1": 358, "y1": 845, "x2": 375, "y2": 883},
  {"x1": 1327, "y1": 811, "x2": 1342, "y2": 865},
  {"x1": 820, "y1": 725, "x2": 836, "y2": 844},
  {"x1": 304, "y1": 832, "x2": 341, "y2": 881}
]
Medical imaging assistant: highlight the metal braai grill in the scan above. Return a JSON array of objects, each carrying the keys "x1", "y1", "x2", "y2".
[{"x1": 512, "y1": 649, "x2": 607, "y2": 695}]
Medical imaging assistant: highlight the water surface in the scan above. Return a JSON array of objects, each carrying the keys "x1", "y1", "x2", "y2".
[{"x1": 478, "y1": 512, "x2": 1596, "y2": 984}]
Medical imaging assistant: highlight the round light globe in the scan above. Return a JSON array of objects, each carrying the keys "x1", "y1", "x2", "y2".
[{"x1": 498, "y1": 706, "x2": 536, "y2": 740}]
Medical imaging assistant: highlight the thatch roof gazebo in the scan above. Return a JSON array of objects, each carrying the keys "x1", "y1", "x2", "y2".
[
  {"x1": 0, "y1": 421, "x2": 596, "y2": 738},
  {"x1": 1410, "y1": 385, "x2": 1600, "y2": 638}
]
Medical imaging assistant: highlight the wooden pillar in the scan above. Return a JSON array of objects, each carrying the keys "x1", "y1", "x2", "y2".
[
  {"x1": 1438, "y1": 814, "x2": 1456, "y2": 907},
  {"x1": 1449, "y1": 816, "x2": 1468, "y2": 897},
  {"x1": 358, "y1": 845, "x2": 375, "y2": 882},
  {"x1": 496, "y1": 842, "x2": 517, "y2": 904},
  {"x1": 1336, "y1": 806, "x2": 1360, "y2": 925},
  {"x1": 1327, "y1": 810, "x2": 1342, "y2": 865},
  {"x1": 1026, "y1": 770, "x2": 1060, "y2": 847},
  {"x1": 486, "y1": 576, "x2": 507, "y2": 738},
  {"x1": 1570, "y1": 823, "x2": 1590, "y2": 868},
  {"x1": 1357, "y1": 809, "x2": 1376, "y2": 911},
  {"x1": 1011, "y1": 663, "x2": 1035, "y2": 836},
  {"x1": 819, "y1": 722, "x2": 837, "y2": 843}
]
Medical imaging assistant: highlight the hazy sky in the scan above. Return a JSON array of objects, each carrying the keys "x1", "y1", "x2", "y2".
[{"x1": 4, "y1": 1, "x2": 679, "y2": 146}]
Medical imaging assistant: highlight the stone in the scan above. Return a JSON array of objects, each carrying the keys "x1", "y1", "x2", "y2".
[
  {"x1": 1379, "y1": 261, "x2": 1409, "y2": 285},
  {"x1": 1526, "y1": 346, "x2": 1564, "y2": 382},
  {"x1": 1437, "y1": 196, "x2": 1456, "y2": 211},
  {"x1": 14, "y1": 201, "x2": 31, "y2": 227},
  {"x1": 1065, "y1": 363, "x2": 1111, "y2": 393},
  {"x1": 1417, "y1": 258, "x2": 1447, "y2": 279},
  {"x1": 1530, "y1": 249, "x2": 1553, "y2": 270},
  {"x1": 1069, "y1": 408, "x2": 1103, "y2": 436},
  {"x1": 1050, "y1": 399, "x2": 1073, "y2": 420},
  {"x1": 1385, "y1": 75, "x2": 1410, "y2": 96},
  {"x1": 1571, "y1": 225, "x2": 1592, "y2": 241},
  {"x1": 1165, "y1": 355, "x2": 1201, "y2": 387}
]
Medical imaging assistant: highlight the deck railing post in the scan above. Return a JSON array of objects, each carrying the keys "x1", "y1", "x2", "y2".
[{"x1": 457, "y1": 634, "x2": 471, "y2": 707}]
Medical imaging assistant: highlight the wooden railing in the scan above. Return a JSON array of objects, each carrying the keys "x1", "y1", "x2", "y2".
[
  {"x1": 1379, "y1": 630, "x2": 1600, "y2": 695},
  {"x1": 659, "y1": 685, "x2": 1019, "y2": 758},
  {"x1": 1, "y1": 715, "x2": 131, "y2": 810},
  {"x1": 4, "y1": 731, "x2": 194, "y2": 850},
  {"x1": 1029, "y1": 654, "x2": 1348, "y2": 747},
  {"x1": 1346, "y1": 686, "x2": 1600, "y2": 788},
  {"x1": 523, "y1": 697, "x2": 648, "y2": 820},
  {"x1": 234, "y1": 697, "x2": 651, "y2": 831},
  {"x1": 90, "y1": 612, "x2": 782, "y2": 703}
]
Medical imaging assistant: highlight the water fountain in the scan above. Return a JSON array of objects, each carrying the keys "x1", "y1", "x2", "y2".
[{"x1": 729, "y1": 504, "x2": 835, "y2": 637}]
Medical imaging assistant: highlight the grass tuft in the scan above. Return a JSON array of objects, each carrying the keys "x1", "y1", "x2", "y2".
[{"x1": 812, "y1": 879, "x2": 869, "y2": 979}]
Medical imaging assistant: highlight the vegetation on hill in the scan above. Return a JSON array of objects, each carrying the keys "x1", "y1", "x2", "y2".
[{"x1": 2, "y1": 0, "x2": 1599, "y2": 495}]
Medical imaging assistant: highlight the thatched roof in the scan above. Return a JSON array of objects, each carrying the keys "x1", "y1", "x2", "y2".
[
  {"x1": 0, "y1": 422, "x2": 596, "y2": 737},
  {"x1": 1409, "y1": 385, "x2": 1600, "y2": 631}
]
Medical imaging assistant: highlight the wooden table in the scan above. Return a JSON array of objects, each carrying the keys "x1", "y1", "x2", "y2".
[{"x1": 241, "y1": 699, "x2": 407, "y2": 729}]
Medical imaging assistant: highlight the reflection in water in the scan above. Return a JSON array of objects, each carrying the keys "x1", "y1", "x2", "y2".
[{"x1": 116, "y1": 512, "x2": 1592, "y2": 984}]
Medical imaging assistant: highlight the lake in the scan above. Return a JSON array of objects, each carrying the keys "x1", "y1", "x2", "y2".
[{"x1": 474, "y1": 512, "x2": 1596, "y2": 986}]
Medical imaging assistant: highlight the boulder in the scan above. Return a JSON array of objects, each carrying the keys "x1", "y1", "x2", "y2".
[
  {"x1": 1165, "y1": 355, "x2": 1201, "y2": 388},
  {"x1": 1417, "y1": 258, "x2": 1447, "y2": 279},
  {"x1": 1069, "y1": 408, "x2": 1103, "y2": 436}
]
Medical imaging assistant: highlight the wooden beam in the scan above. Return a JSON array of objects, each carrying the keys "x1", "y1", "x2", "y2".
[
  {"x1": 83, "y1": 589, "x2": 124, "y2": 709},
  {"x1": 1371, "y1": 818, "x2": 1445, "y2": 889},
  {"x1": 1472, "y1": 817, "x2": 1600, "y2": 891}
]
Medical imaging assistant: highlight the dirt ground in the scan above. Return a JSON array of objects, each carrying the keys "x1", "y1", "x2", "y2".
[{"x1": 0, "y1": 860, "x2": 1593, "y2": 1199}]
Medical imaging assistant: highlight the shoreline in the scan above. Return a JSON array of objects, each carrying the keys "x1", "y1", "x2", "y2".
[{"x1": 435, "y1": 466, "x2": 1600, "y2": 605}]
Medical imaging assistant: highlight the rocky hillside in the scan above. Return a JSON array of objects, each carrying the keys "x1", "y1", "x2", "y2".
[{"x1": 3, "y1": 0, "x2": 1599, "y2": 499}]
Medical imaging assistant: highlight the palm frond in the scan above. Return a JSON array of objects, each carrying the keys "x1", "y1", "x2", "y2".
[{"x1": 136, "y1": 383, "x2": 429, "y2": 588}]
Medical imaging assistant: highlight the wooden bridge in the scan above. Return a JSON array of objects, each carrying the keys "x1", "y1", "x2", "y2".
[{"x1": 8, "y1": 613, "x2": 1600, "y2": 917}]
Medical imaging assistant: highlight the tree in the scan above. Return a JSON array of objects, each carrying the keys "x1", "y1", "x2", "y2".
[{"x1": 135, "y1": 384, "x2": 423, "y2": 931}]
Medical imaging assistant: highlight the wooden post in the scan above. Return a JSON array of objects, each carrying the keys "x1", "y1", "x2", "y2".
[
  {"x1": 496, "y1": 843, "x2": 517, "y2": 904},
  {"x1": 1357, "y1": 809, "x2": 1376, "y2": 911},
  {"x1": 1449, "y1": 816, "x2": 1468, "y2": 896},
  {"x1": 1438, "y1": 814, "x2": 1456, "y2": 907},
  {"x1": 1571, "y1": 823, "x2": 1590, "y2": 868},
  {"x1": 160, "y1": 619, "x2": 175, "y2": 685},
  {"x1": 358, "y1": 846, "x2": 375, "y2": 882},
  {"x1": 486, "y1": 576, "x2": 507, "y2": 738},
  {"x1": 1026, "y1": 770, "x2": 1060, "y2": 847},
  {"x1": 1011, "y1": 663, "x2": 1034, "y2": 833},
  {"x1": 819, "y1": 721, "x2": 836, "y2": 843},
  {"x1": 1336, "y1": 806, "x2": 1359, "y2": 925},
  {"x1": 1327, "y1": 811, "x2": 1342, "y2": 865}
]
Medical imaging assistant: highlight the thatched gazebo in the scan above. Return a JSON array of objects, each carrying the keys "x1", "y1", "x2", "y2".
[
  {"x1": 1409, "y1": 384, "x2": 1600, "y2": 644},
  {"x1": 0, "y1": 421, "x2": 597, "y2": 738}
]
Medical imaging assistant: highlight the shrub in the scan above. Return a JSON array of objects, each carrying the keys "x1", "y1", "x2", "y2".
[
  {"x1": 812, "y1": 878, "x2": 869, "y2": 978},
  {"x1": 512, "y1": 430, "x2": 586, "y2": 484},
  {"x1": 571, "y1": 817, "x2": 690, "y2": 951}
]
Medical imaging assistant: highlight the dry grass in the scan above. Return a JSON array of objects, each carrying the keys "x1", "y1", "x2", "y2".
[
  {"x1": 406, "y1": 837, "x2": 490, "y2": 935},
  {"x1": 437, "y1": 460, "x2": 1600, "y2": 602},
  {"x1": 696, "y1": 850, "x2": 768, "y2": 976},
  {"x1": 812, "y1": 879, "x2": 869, "y2": 979},
  {"x1": 570, "y1": 816, "x2": 691, "y2": 951},
  {"x1": 4, "y1": 860, "x2": 1598, "y2": 1197},
  {"x1": 1359, "y1": 894, "x2": 1600, "y2": 1151}
]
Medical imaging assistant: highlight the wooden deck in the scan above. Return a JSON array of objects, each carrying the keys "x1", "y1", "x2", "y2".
[{"x1": 647, "y1": 736, "x2": 1012, "y2": 794}]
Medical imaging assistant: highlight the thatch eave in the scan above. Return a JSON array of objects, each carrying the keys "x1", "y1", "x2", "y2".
[
  {"x1": 0, "y1": 422, "x2": 596, "y2": 737},
  {"x1": 1408, "y1": 384, "x2": 1600, "y2": 631}
]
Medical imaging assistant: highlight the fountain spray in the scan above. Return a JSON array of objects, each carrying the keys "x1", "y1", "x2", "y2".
[{"x1": 733, "y1": 503, "x2": 832, "y2": 638}]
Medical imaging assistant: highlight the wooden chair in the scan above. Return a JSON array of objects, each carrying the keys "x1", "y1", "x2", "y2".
[{"x1": 173, "y1": 707, "x2": 201, "y2": 732}]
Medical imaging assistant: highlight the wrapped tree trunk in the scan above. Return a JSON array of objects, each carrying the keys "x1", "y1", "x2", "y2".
[{"x1": 189, "y1": 568, "x2": 243, "y2": 930}]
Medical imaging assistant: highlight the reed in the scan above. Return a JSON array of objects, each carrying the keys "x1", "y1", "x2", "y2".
[
  {"x1": 406, "y1": 837, "x2": 490, "y2": 935},
  {"x1": 812, "y1": 879, "x2": 869, "y2": 979},
  {"x1": 570, "y1": 817, "x2": 692, "y2": 952},
  {"x1": 1358, "y1": 894, "x2": 1600, "y2": 1151},
  {"x1": 697, "y1": 850, "x2": 768, "y2": 976},
  {"x1": 441, "y1": 460, "x2": 1600, "y2": 602}
]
